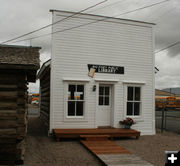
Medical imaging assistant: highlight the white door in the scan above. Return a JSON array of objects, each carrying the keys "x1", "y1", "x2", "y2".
[{"x1": 97, "y1": 84, "x2": 112, "y2": 126}]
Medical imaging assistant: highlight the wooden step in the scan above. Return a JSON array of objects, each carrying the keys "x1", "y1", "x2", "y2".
[
  {"x1": 98, "y1": 126, "x2": 113, "y2": 129},
  {"x1": 80, "y1": 135, "x2": 110, "y2": 141}
]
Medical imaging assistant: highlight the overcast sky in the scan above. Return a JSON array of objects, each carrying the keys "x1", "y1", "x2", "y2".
[{"x1": 0, "y1": 0, "x2": 180, "y2": 93}]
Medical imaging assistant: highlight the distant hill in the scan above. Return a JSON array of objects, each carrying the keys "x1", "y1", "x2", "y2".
[{"x1": 162, "y1": 88, "x2": 180, "y2": 95}]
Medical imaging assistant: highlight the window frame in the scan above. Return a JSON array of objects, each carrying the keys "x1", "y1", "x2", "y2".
[
  {"x1": 65, "y1": 83, "x2": 86, "y2": 119},
  {"x1": 125, "y1": 85, "x2": 142, "y2": 118},
  {"x1": 98, "y1": 85, "x2": 111, "y2": 107}
]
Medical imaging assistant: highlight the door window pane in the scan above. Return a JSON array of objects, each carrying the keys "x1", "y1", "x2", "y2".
[
  {"x1": 135, "y1": 87, "x2": 140, "y2": 101},
  {"x1": 99, "y1": 96, "x2": 104, "y2": 105},
  {"x1": 76, "y1": 101, "x2": 83, "y2": 116},
  {"x1": 99, "y1": 87, "x2": 104, "y2": 95},
  {"x1": 128, "y1": 87, "x2": 133, "y2": 100},
  {"x1": 68, "y1": 101, "x2": 75, "y2": 116},
  {"x1": 105, "y1": 96, "x2": 109, "y2": 105},
  {"x1": 105, "y1": 87, "x2": 110, "y2": 95}
]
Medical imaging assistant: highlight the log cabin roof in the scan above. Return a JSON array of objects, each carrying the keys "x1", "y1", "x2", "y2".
[
  {"x1": 0, "y1": 44, "x2": 41, "y2": 82},
  {"x1": 0, "y1": 44, "x2": 40, "y2": 69}
]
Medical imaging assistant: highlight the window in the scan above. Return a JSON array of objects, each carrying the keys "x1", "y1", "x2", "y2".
[
  {"x1": 127, "y1": 86, "x2": 141, "y2": 116},
  {"x1": 68, "y1": 84, "x2": 84, "y2": 117},
  {"x1": 99, "y1": 85, "x2": 110, "y2": 106}
]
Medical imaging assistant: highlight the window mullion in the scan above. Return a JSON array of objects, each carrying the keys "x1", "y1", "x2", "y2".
[
  {"x1": 75, "y1": 101, "x2": 77, "y2": 116},
  {"x1": 75, "y1": 85, "x2": 77, "y2": 116},
  {"x1": 103, "y1": 86, "x2": 105, "y2": 105},
  {"x1": 132, "y1": 87, "x2": 134, "y2": 115},
  {"x1": 132, "y1": 100, "x2": 133, "y2": 115}
]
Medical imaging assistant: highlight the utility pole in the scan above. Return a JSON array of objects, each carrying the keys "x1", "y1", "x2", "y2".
[
  {"x1": 161, "y1": 100, "x2": 165, "y2": 133},
  {"x1": 170, "y1": 88, "x2": 171, "y2": 95}
]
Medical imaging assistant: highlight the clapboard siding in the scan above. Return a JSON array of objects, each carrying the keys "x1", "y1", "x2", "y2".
[{"x1": 50, "y1": 11, "x2": 155, "y2": 135}]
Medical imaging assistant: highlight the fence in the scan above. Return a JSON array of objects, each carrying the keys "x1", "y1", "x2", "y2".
[{"x1": 155, "y1": 108, "x2": 180, "y2": 134}]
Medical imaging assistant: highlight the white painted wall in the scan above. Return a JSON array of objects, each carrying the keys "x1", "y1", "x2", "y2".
[{"x1": 50, "y1": 10, "x2": 155, "y2": 135}]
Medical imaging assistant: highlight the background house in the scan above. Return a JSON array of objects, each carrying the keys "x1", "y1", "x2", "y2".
[
  {"x1": 38, "y1": 10, "x2": 155, "y2": 135},
  {"x1": 0, "y1": 45, "x2": 40, "y2": 165},
  {"x1": 155, "y1": 89, "x2": 175, "y2": 98},
  {"x1": 162, "y1": 87, "x2": 180, "y2": 97}
]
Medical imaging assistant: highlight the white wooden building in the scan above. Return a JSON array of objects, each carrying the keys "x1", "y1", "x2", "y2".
[{"x1": 38, "y1": 10, "x2": 155, "y2": 135}]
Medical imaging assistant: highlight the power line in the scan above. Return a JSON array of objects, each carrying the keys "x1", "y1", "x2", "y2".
[
  {"x1": 12, "y1": 0, "x2": 171, "y2": 44},
  {"x1": 116, "y1": 0, "x2": 170, "y2": 16},
  {"x1": 155, "y1": 41, "x2": 180, "y2": 54},
  {"x1": 0, "y1": 0, "x2": 108, "y2": 44}
]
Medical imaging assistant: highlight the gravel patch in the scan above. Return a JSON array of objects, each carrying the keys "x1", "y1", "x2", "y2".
[
  {"x1": 115, "y1": 130, "x2": 180, "y2": 166},
  {"x1": 24, "y1": 117, "x2": 102, "y2": 166},
  {"x1": 24, "y1": 117, "x2": 180, "y2": 166}
]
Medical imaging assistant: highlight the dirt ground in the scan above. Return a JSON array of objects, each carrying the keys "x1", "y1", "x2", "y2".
[
  {"x1": 24, "y1": 117, "x2": 180, "y2": 166},
  {"x1": 24, "y1": 117, "x2": 102, "y2": 166}
]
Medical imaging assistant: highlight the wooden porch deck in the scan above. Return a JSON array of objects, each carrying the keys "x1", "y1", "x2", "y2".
[{"x1": 53, "y1": 128, "x2": 140, "y2": 141}]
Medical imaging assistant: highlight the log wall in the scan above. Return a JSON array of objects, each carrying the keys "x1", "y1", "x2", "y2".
[
  {"x1": 39, "y1": 68, "x2": 50, "y2": 132},
  {"x1": 0, "y1": 70, "x2": 27, "y2": 165}
]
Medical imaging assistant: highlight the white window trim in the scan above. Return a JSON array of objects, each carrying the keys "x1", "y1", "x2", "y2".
[
  {"x1": 123, "y1": 84, "x2": 144, "y2": 121},
  {"x1": 62, "y1": 77, "x2": 90, "y2": 82},
  {"x1": 123, "y1": 80, "x2": 146, "y2": 85},
  {"x1": 63, "y1": 82, "x2": 88, "y2": 122},
  {"x1": 95, "y1": 78, "x2": 119, "y2": 83}
]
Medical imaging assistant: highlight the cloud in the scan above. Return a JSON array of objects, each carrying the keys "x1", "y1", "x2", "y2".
[
  {"x1": 1, "y1": 0, "x2": 180, "y2": 92},
  {"x1": 155, "y1": 50, "x2": 180, "y2": 89}
]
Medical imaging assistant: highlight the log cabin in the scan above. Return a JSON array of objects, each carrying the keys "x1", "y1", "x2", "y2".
[{"x1": 0, "y1": 45, "x2": 40, "y2": 164}]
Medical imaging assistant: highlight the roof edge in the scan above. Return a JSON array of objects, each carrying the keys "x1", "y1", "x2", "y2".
[
  {"x1": 155, "y1": 89, "x2": 175, "y2": 95},
  {"x1": 0, "y1": 44, "x2": 41, "y2": 49},
  {"x1": 37, "y1": 59, "x2": 51, "y2": 79},
  {"x1": 0, "y1": 63, "x2": 40, "y2": 70},
  {"x1": 49, "y1": 9, "x2": 155, "y2": 26}
]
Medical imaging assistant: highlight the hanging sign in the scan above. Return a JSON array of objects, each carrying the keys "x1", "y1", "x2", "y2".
[{"x1": 88, "y1": 64, "x2": 124, "y2": 74}]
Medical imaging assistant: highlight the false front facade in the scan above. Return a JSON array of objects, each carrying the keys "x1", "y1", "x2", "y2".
[{"x1": 38, "y1": 10, "x2": 155, "y2": 135}]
